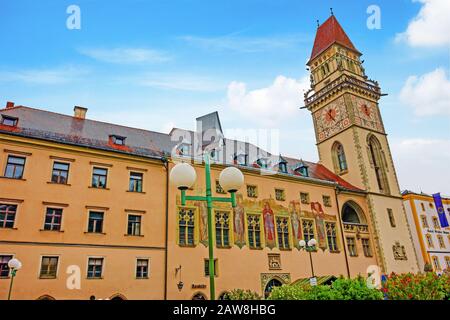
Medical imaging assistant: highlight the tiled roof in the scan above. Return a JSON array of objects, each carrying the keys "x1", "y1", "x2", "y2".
[
  {"x1": 0, "y1": 105, "x2": 363, "y2": 192},
  {"x1": 309, "y1": 15, "x2": 360, "y2": 63}
]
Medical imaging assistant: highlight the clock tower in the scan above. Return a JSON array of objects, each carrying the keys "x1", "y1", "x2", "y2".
[{"x1": 305, "y1": 14, "x2": 419, "y2": 273}]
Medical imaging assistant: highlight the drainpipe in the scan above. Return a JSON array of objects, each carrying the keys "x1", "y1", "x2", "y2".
[
  {"x1": 334, "y1": 187, "x2": 351, "y2": 278},
  {"x1": 162, "y1": 156, "x2": 169, "y2": 300}
]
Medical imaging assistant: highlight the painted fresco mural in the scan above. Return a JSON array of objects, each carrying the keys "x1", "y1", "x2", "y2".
[{"x1": 177, "y1": 191, "x2": 337, "y2": 250}]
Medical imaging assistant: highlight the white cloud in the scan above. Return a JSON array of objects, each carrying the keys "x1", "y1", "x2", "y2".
[
  {"x1": 181, "y1": 34, "x2": 308, "y2": 52},
  {"x1": 392, "y1": 138, "x2": 450, "y2": 195},
  {"x1": 226, "y1": 75, "x2": 310, "y2": 127},
  {"x1": 0, "y1": 66, "x2": 89, "y2": 85},
  {"x1": 79, "y1": 47, "x2": 171, "y2": 64},
  {"x1": 399, "y1": 68, "x2": 450, "y2": 116},
  {"x1": 396, "y1": 0, "x2": 450, "y2": 47}
]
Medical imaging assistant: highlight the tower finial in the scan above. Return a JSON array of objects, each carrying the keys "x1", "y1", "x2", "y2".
[
  {"x1": 330, "y1": 8, "x2": 334, "y2": 16},
  {"x1": 316, "y1": 20, "x2": 320, "y2": 28}
]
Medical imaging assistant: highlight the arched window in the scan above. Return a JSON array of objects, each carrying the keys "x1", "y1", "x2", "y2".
[
  {"x1": 342, "y1": 201, "x2": 367, "y2": 225},
  {"x1": 367, "y1": 135, "x2": 390, "y2": 194},
  {"x1": 192, "y1": 292, "x2": 207, "y2": 300},
  {"x1": 264, "y1": 278, "x2": 283, "y2": 298},
  {"x1": 332, "y1": 142, "x2": 348, "y2": 174}
]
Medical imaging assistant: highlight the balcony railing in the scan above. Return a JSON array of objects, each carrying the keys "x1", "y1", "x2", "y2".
[
  {"x1": 343, "y1": 222, "x2": 369, "y2": 234},
  {"x1": 304, "y1": 75, "x2": 381, "y2": 106}
]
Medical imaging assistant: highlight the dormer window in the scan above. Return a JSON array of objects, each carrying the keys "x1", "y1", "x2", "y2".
[
  {"x1": 234, "y1": 154, "x2": 248, "y2": 166},
  {"x1": 256, "y1": 158, "x2": 268, "y2": 169},
  {"x1": 110, "y1": 135, "x2": 126, "y2": 146},
  {"x1": 295, "y1": 161, "x2": 309, "y2": 177},
  {"x1": 279, "y1": 162, "x2": 287, "y2": 173},
  {"x1": 177, "y1": 143, "x2": 190, "y2": 156},
  {"x1": 1, "y1": 115, "x2": 18, "y2": 127}
]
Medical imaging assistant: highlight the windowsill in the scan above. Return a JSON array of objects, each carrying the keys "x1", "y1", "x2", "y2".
[
  {"x1": 279, "y1": 248, "x2": 292, "y2": 251},
  {"x1": 217, "y1": 245, "x2": 232, "y2": 249},
  {"x1": 276, "y1": 199, "x2": 286, "y2": 202},
  {"x1": 349, "y1": 255, "x2": 358, "y2": 258},
  {"x1": 39, "y1": 276, "x2": 57, "y2": 280},
  {"x1": 84, "y1": 232, "x2": 106, "y2": 235},
  {"x1": 126, "y1": 190, "x2": 146, "y2": 194},
  {"x1": 329, "y1": 250, "x2": 341, "y2": 254},
  {"x1": 0, "y1": 227, "x2": 18, "y2": 230},
  {"x1": 124, "y1": 234, "x2": 144, "y2": 237},
  {"x1": 249, "y1": 247, "x2": 263, "y2": 250},
  {"x1": 0, "y1": 176, "x2": 26, "y2": 181},
  {"x1": 178, "y1": 244, "x2": 196, "y2": 248},
  {"x1": 338, "y1": 170, "x2": 348, "y2": 176},
  {"x1": 39, "y1": 229, "x2": 64, "y2": 233},
  {"x1": 136, "y1": 277, "x2": 149, "y2": 280},
  {"x1": 364, "y1": 255, "x2": 374, "y2": 258},
  {"x1": 89, "y1": 186, "x2": 110, "y2": 190},
  {"x1": 0, "y1": 276, "x2": 11, "y2": 280},
  {"x1": 47, "y1": 181, "x2": 71, "y2": 186},
  {"x1": 86, "y1": 277, "x2": 103, "y2": 280}
]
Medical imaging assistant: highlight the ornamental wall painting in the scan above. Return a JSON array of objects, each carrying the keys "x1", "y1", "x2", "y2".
[{"x1": 177, "y1": 191, "x2": 337, "y2": 250}]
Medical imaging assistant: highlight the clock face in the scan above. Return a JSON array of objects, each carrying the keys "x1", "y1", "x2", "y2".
[
  {"x1": 322, "y1": 106, "x2": 341, "y2": 128},
  {"x1": 360, "y1": 103, "x2": 373, "y2": 120},
  {"x1": 351, "y1": 95, "x2": 384, "y2": 133}
]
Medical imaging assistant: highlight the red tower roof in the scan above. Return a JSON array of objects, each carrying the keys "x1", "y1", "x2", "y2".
[{"x1": 309, "y1": 15, "x2": 360, "y2": 64}]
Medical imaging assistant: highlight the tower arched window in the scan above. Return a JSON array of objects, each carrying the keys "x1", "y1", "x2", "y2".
[
  {"x1": 367, "y1": 135, "x2": 390, "y2": 194},
  {"x1": 332, "y1": 142, "x2": 348, "y2": 174}
]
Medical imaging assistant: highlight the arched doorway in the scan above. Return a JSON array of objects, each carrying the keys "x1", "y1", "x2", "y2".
[
  {"x1": 192, "y1": 292, "x2": 207, "y2": 300},
  {"x1": 110, "y1": 293, "x2": 127, "y2": 300},
  {"x1": 218, "y1": 292, "x2": 230, "y2": 300},
  {"x1": 37, "y1": 295, "x2": 55, "y2": 300},
  {"x1": 264, "y1": 278, "x2": 283, "y2": 298}
]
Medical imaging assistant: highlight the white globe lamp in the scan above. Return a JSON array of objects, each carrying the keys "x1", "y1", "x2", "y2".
[
  {"x1": 219, "y1": 167, "x2": 244, "y2": 193},
  {"x1": 170, "y1": 162, "x2": 197, "y2": 190}
]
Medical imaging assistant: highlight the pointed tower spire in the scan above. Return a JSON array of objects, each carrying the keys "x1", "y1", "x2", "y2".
[{"x1": 308, "y1": 15, "x2": 360, "y2": 64}]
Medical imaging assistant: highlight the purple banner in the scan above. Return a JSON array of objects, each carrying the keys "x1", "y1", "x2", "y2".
[{"x1": 433, "y1": 193, "x2": 449, "y2": 228}]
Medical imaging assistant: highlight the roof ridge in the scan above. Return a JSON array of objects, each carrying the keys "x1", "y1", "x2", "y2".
[{"x1": 4, "y1": 105, "x2": 171, "y2": 137}]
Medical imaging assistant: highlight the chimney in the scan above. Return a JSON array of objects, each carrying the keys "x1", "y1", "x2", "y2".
[
  {"x1": 6, "y1": 101, "x2": 14, "y2": 109},
  {"x1": 73, "y1": 106, "x2": 88, "y2": 119}
]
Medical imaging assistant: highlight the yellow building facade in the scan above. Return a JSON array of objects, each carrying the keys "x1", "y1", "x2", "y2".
[{"x1": 0, "y1": 15, "x2": 419, "y2": 300}]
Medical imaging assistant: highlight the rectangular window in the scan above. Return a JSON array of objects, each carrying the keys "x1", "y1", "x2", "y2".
[
  {"x1": 346, "y1": 237, "x2": 357, "y2": 257},
  {"x1": 275, "y1": 189, "x2": 285, "y2": 201},
  {"x1": 446, "y1": 257, "x2": 450, "y2": 269},
  {"x1": 276, "y1": 216, "x2": 290, "y2": 250},
  {"x1": 88, "y1": 211, "x2": 104, "y2": 233},
  {"x1": 136, "y1": 259, "x2": 149, "y2": 279},
  {"x1": 127, "y1": 215, "x2": 141, "y2": 236},
  {"x1": 421, "y1": 216, "x2": 429, "y2": 228},
  {"x1": 300, "y1": 192, "x2": 310, "y2": 204},
  {"x1": 0, "y1": 255, "x2": 12, "y2": 278},
  {"x1": 387, "y1": 208, "x2": 396, "y2": 227},
  {"x1": 247, "y1": 214, "x2": 262, "y2": 249},
  {"x1": 432, "y1": 256, "x2": 441, "y2": 271},
  {"x1": 178, "y1": 208, "x2": 195, "y2": 246},
  {"x1": 438, "y1": 235, "x2": 445, "y2": 248},
  {"x1": 421, "y1": 203, "x2": 425, "y2": 211},
  {"x1": 325, "y1": 222, "x2": 338, "y2": 252},
  {"x1": 87, "y1": 258, "x2": 103, "y2": 279},
  {"x1": 4, "y1": 155, "x2": 25, "y2": 179},
  {"x1": 129, "y1": 172, "x2": 143, "y2": 192},
  {"x1": 215, "y1": 211, "x2": 230, "y2": 248},
  {"x1": 432, "y1": 217, "x2": 440, "y2": 229},
  {"x1": 39, "y1": 256, "x2": 59, "y2": 279},
  {"x1": 215, "y1": 180, "x2": 226, "y2": 194},
  {"x1": 0, "y1": 204, "x2": 17, "y2": 228},
  {"x1": 51, "y1": 162, "x2": 69, "y2": 184},
  {"x1": 426, "y1": 234, "x2": 434, "y2": 248},
  {"x1": 204, "y1": 259, "x2": 218, "y2": 277},
  {"x1": 247, "y1": 185, "x2": 257, "y2": 198},
  {"x1": 362, "y1": 238, "x2": 372, "y2": 257},
  {"x1": 302, "y1": 219, "x2": 315, "y2": 244},
  {"x1": 44, "y1": 208, "x2": 63, "y2": 231},
  {"x1": 322, "y1": 195, "x2": 332, "y2": 207},
  {"x1": 91, "y1": 167, "x2": 108, "y2": 188}
]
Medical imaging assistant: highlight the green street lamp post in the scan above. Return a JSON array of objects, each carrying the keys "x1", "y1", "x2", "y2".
[
  {"x1": 170, "y1": 152, "x2": 244, "y2": 300},
  {"x1": 299, "y1": 239, "x2": 317, "y2": 285},
  {"x1": 7, "y1": 258, "x2": 22, "y2": 300}
]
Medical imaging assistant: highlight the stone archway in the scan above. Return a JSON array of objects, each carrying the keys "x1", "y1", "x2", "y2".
[
  {"x1": 342, "y1": 201, "x2": 367, "y2": 224},
  {"x1": 264, "y1": 278, "x2": 283, "y2": 298},
  {"x1": 110, "y1": 293, "x2": 127, "y2": 300},
  {"x1": 192, "y1": 292, "x2": 207, "y2": 300}
]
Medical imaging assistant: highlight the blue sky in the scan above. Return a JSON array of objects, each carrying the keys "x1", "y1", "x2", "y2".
[{"x1": 0, "y1": 0, "x2": 449, "y2": 193}]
